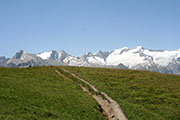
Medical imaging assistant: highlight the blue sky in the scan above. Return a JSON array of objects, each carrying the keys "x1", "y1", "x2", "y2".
[{"x1": 0, "y1": 0, "x2": 180, "y2": 57}]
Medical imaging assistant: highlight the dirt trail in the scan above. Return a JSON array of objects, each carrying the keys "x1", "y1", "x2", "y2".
[{"x1": 54, "y1": 68, "x2": 128, "y2": 120}]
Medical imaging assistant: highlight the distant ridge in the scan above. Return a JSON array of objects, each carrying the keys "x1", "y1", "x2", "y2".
[{"x1": 1, "y1": 46, "x2": 180, "y2": 74}]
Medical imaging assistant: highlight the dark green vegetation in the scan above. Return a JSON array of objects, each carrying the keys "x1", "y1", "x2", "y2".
[
  {"x1": 0, "y1": 67, "x2": 106, "y2": 120},
  {"x1": 63, "y1": 66, "x2": 180, "y2": 120}
]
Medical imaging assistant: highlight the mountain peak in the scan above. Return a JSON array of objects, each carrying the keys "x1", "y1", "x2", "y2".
[
  {"x1": 97, "y1": 50, "x2": 104, "y2": 56},
  {"x1": 96, "y1": 50, "x2": 110, "y2": 60},
  {"x1": 37, "y1": 51, "x2": 52, "y2": 60},
  {"x1": 58, "y1": 50, "x2": 70, "y2": 57},
  {"x1": 135, "y1": 46, "x2": 144, "y2": 50},
  {"x1": 83, "y1": 52, "x2": 93, "y2": 56},
  {"x1": 57, "y1": 50, "x2": 70, "y2": 61},
  {"x1": 13, "y1": 50, "x2": 27, "y2": 59},
  {"x1": 132, "y1": 46, "x2": 145, "y2": 53},
  {"x1": 136, "y1": 46, "x2": 143, "y2": 48},
  {"x1": 59, "y1": 50, "x2": 68, "y2": 55},
  {"x1": 18, "y1": 50, "x2": 26, "y2": 54},
  {"x1": 0, "y1": 56, "x2": 8, "y2": 63},
  {"x1": 2, "y1": 47, "x2": 180, "y2": 74}
]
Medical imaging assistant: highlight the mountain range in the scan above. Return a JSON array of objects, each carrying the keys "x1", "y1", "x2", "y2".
[{"x1": 1, "y1": 46, "x2": 180, "y2": 74}]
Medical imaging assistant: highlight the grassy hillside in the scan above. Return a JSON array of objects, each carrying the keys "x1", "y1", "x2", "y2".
[
  {"x1": 63, "y1": 66, "x2": 180, "y2": 120},
  {"x1": 1, "y1": 66, "x2": 180, "y2": 120},
  {"x1": 0, "y1": 67, "x2": 106, "y2": 120}
]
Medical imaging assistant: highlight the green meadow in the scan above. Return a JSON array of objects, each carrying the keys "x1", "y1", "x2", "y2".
[
  {"x1": 1, "y1": 66, "x2": 180, "y2": 120},
  {"x1": 63, "y1": 66, "x2": 180, "y2": 120},
  {"x1": 0, "y1": 67, "x2": 105, "y2": 120}
]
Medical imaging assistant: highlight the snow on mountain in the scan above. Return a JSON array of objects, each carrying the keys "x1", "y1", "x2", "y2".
[
  {"x1": 57, "y1": 50, "x2": 72, "y2": 62},
  {"x1": 37, "y1": 50, "x2": 73, "y2": 63},
  {"x1": 106, "y1": 46, "x2": 152, "y2": 68},
  {"x1": 37, "y1": 51, "x2": 52, "y2": 60},
  {"x1": 80, "y1": 52, "x2": 106, "y2": 65},
  {"x1": 105, "y1": 46, "x2": 180, "y2": 69},
  {"x1": 74, "y1": 50, "x2": 111, "y2": 66},
  {"x1": 87, "y1": 56, "x2": 105, "y2": 65},
  {"x1": 2, "y1": 47, "x2": 180, "y2": 74},
  {"x1": 67, "y1": 57, "x2": 90, "y2": 66},
  {"x1": 143, "y1": 49, "x2": 180, "y2": 66},
  {"x1": 88, "y1": 51, "x2": 110, "y2": 65}
]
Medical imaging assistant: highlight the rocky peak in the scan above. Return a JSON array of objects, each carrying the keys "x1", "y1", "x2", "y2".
[
  {"x1": 0, "y1": 56, "x2": 8, "y2": 63},
  {"x1": 58, "y1": 50, "x2": 70, "y2": 61},
  {"x1": 50, "y1": 50, "x2": 58, "y2": 60},
  {"x1": 13, "y1": 50, "x2": 26, "y2": 59}
]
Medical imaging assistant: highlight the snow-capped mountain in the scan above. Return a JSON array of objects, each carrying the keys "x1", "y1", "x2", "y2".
[
  {"x1": 37, "y1": 50, "x2": 72, "y2": 62},
  {"x1": 1, "y1": 46, "x2": 180, "y2": 74},
  {"x1": 6, "y1": 50, "x2": 47, "y2": 67}
]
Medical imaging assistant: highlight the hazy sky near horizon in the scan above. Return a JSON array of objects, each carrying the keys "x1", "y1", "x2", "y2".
[{"x1": 0, "y1": 0, "x2": 180, "y2": 57}]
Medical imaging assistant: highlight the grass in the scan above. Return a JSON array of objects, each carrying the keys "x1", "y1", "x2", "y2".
[
  {"x1": 55, "y1": 67, "x2": 100, "y2": 96},
  {"x1": 0, "y1": 67, "x2": 106, "y2": 120},
  {"x1": 1, "y1": 66, "x2": 180, "y2": 120},
  {"x1": 63, "y1": 66, "x2": 180, "y2": 120}
]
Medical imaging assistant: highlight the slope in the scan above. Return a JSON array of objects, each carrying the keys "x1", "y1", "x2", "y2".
[
  {"x1": 63, "y1": 66, "x2": 180, "y2": 120},
  {"x1": 0, "y1": 67, "x2": 106, "y2": 120},
  {"x1": 54, "y1": 67, "x2": 127, "y2": 120}
]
